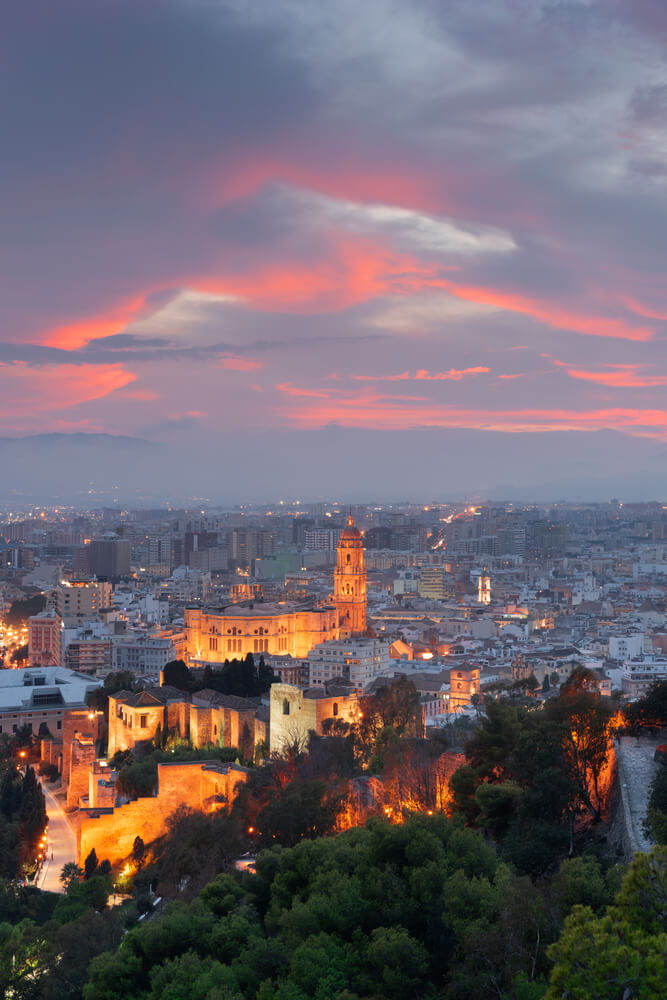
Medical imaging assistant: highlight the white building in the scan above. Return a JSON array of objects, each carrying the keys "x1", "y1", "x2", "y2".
[
  {"x1": 0, "y1": 666, "x2": 101, "y2": 738},
  {"x1": 304, "y1": 528, "x2": 341, "y2": 551},
  {"x1": 609, "y1": 634, "x2": 644, "y2": 661},
  {"x1": 621, "y1": 654, "x2": 667, "y2": 697},
  {"x1": 112, "y1": 634, "x2": 177, "y2": 678},
  {"x1": 308, "y1": 637, "x2": 392, "y2": 688}
]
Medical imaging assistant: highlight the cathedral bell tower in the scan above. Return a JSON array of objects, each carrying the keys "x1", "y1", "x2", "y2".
[{"x1": 334, "y1": 514, "x2": 367, "y2": 636}]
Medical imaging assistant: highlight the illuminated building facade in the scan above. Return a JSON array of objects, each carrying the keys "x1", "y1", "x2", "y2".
[
  {"x1": 50, "y1": 579, "x2": 112, "y2": 625},
  {"x1": 269, "y1": 681, "x2": 359, "y2": 753},
  {"x1": 478, "y1": 567, "x2": 491, "y2": 605},
  {"x1": 184, "y1": 602, "x2": 339, "y2": 663},
  {"x1": 28, "y1": 611, "x2": 62, "y2": 667},
  {"x1": 448, "y1": 667, "x2": 480, "y2": 710},
  {"x1": 334, "y1": 515, "x2": 367, "y2": 636}
]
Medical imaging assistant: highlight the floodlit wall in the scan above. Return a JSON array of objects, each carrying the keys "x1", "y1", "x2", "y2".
[{"x1": 77, "y1": 761, "x2": 248, "y2": 865}]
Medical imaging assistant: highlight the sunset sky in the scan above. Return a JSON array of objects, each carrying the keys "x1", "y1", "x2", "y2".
[{"x1": 4, "y1": 1, "x2": 667, "y2": 500}]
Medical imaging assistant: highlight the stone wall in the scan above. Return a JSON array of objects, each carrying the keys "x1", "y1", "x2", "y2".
[
  {"x1": 77, "y1": 761, "x2": 248, "y2": 865},
  {"x1": 40, "y1": 738, "x2": 62, "y2": 769},
  {"x1": 67, "y1": 735, "x2": 96, "y2": 808},
  {"x1": 613, "y1": 733, "x2": 664, "y2": 858},
  {"x1": 62, "y1": 709, "x2": 99, "y2": 782}
]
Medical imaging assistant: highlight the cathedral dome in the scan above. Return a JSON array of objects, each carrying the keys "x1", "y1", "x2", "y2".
[{"x1": 339, "y1": 513, "x2": 362, "y2": 541}]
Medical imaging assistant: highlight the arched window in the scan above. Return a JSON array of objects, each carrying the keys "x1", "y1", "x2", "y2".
[
  {"x1": 283, "y1": 699, "x2": 290, "y2": 716},
  {"x1": 346, "y1": 553, "x2": 351, "y2": 565},
  {"x1": 333, "y1": 703, "x2": 339, "y2": 716}
]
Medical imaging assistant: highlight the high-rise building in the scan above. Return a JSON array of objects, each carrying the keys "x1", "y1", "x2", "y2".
[
  {"x1": 333, "y1": 515, "x2": 367, "y2": 636},
  {"x1": 28, "y1": 611, "x2": 62, "y2": 667},
  {"x1": 418, "y1": 567, "x2": 447, "y2": 600},
  {"x1": 51, "y1": 579, "x2": 112, "y2": 624},
  {"x1": 88, "y1": 535, "x2": 131, "y2": 580}
]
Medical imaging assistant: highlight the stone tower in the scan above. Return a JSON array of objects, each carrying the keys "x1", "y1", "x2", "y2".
[{"x1": 334, "y1": 514, "x2": 367, "y2": 635}]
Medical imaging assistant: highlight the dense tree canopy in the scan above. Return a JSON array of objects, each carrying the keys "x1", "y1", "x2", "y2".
[
  {"x1": 0, "y1": 763, "x2": 47, "y2": 878},
  {"x1": 546, "y1": 847, "x2": 667, "y2": 999},
  {"x1": 162, "y1": 655, "x2": 276, "y2": 699},
  {"x1": 84, "y1": 816, "x2": 563, "y2": 1000},
  {"x1": 449, "y1": 686, "x2": 615, "y2": 872},
  {"x1": 624, "y1": 680, "x2": 667, "y2": 730}
]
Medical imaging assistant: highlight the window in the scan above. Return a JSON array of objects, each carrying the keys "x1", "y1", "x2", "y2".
[
  {"x1": 283, "y1": 699, "x2": 290, "y2": 716},
  {"x1": 333, "y1": 703, "x2": 338, "y2": 716},
  {"x1": 140, "y1": 715, "x2": 147, "y2": 729},
  {"x1": 57, "y1": 720, "x2": 62, "y2": 730},
  {"x1": 213, "y1": 725, "x2": 217, "y2": 736}
]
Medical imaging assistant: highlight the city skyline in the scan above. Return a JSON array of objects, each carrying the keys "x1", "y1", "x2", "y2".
[{"x1": 4, "y1": 2, "x2": 667, "y2": 499}]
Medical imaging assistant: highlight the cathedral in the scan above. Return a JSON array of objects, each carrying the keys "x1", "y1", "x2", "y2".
[
  {"x1": 333, "y1": 514, "x2": 367, "y2": 636},
  {"x1": 184, "y1": 516, "x2": 368, "y2": 664}
]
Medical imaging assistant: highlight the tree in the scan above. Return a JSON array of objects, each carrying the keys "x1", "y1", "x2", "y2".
[
  {"x1": 84, "y1": 848, "x2": 99, "y2": 879},
  {"x1": 547, "y1": 847, "x2": 667, "y2": 999},
  {"x1": 543, "y1": 689, "x2": 612, "y2": 823},
  {"x1": 162, "y1": 659, "x2": 191, "y2": 692},
  {"x1": 255, "y1": 778, "x2": 344, "y2": 847},
  {"x1": 131, "y1": 836, "x2": 146, "y2": 869},
  {"x1": 5, "y1": 594, "x2": 46, "y2": 626},
  {"x1": 542, "y1": 674, "x2": 550, "y2": 692},
  {"x1": 560, "y1": 665, "x2": 597, "y2": 697},
  {"x1": 624, "y1": 680, "x2": 667, "y2": 730},
  {"x1": 84, "y1": 815, "x2": 553, "y2": 1000},
  {"x1": 525, "y1": 674, "x2": 539, "y2": 695},
  {"x1": 60, "y1": 862, "x2": 83, "y2": 887},
  {"x1": 10, "y1": 644, "x2": 28, "y2": 664}
]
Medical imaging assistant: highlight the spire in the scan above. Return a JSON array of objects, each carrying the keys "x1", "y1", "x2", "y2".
[{"x1": 347, "y1": 513, "x2": 354, "y2": 528}]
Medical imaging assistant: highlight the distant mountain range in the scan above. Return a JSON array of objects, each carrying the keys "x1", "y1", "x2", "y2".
[{"x1": 1, "y1": 427, "x2": 666, "y2": 505}]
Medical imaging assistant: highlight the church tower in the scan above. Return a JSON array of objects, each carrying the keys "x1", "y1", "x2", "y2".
[{"x1": 334, "y1": 514, "x2": 367, "y2": 635}]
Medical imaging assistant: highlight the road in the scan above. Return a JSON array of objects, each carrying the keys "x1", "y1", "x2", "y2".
[{"x1": 36, "y1": 781, "x2": 76, "y2": 894}]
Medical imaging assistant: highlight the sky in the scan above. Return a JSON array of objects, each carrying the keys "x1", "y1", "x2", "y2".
[{"x1": 4, "y1": 0, "x2": 667, "y2": 502}]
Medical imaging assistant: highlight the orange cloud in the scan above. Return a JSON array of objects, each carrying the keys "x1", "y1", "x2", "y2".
[
  {"x1": 564, "y1": 367, "x2": 667, "y2": 388},
  {"x1": 431, "y1": 279, "x2": 653, "y2": 342},
  {"x1": 219, "y1": 356, "x2": 264, "y2": 371},
  {"x1": 549, "y1": 358, "x2": 667, "y2": 388},
  {"x1": 30, "y1": 241, "x2": 652, "y2": 360},
  {"x1": 621, "y1": 296, "x2": 667, "y2": 322},
  {"x1": 351, "y1": 367, "x2": 490, "y2": 382},
  {"x1": 42, "y1": 295, "x2": 149, "y2": 349},
  {"x1": 198, "y1": 239, "x2": 434, "y2": 314},
  {"x1": 211, "y1": 157, "x2": 441, "y2": 215},
  {"x1": 0, "y1": 363, "x2": 136, "y2": 416},
  {"x1": 277, "y1": 392, "x2": 667, "y2": 438},
  {"x1": 116, "y1": 388, "x2": 160, "y2": 400}
]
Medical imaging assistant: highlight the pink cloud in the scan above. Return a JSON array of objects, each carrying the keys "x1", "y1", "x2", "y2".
[
  {"x1": 0, "y1": 363, "x2": 136, "y2": 417},
  {"x1": 219, "y1": 356, "x2": 264, "y2": 372},
  {"x1": 277, "y1": 391, "x2": 667, "y2": 438},
  {"x1": 351, "y1": 367, "x2": 490, "y2": 382}
]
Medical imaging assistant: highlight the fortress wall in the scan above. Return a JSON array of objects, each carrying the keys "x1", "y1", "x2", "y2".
[{"x1": 77, "y1": 761, "x2": 249, "y2": 865}]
